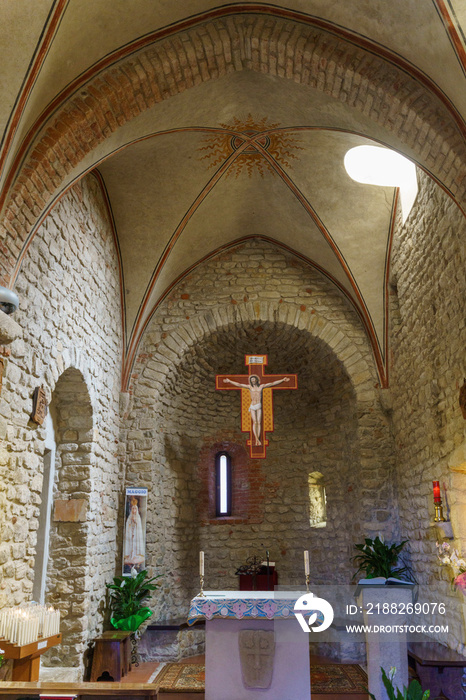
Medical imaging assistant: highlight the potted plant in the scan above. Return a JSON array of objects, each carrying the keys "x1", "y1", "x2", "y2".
[
  {"x1": 352, "y1": 535, "x2": 411, "y2": 581},
  {"x1": 368, "y1": 667, "x2": 430, "y2": 700},
  {"x1": 106, "y1": 567, "x2": 161, "y2": 632},
  {"x1": 106, "y1": 567, "x2": 161, "y2": 666}
]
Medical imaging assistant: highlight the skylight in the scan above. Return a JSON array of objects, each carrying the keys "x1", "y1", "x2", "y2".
[{"x1": 344, "y1": 145, "x2": 418, "y2": 224}]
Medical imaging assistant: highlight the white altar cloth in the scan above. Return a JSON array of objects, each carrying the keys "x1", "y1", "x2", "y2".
[{"x1": 189, "y1": 591, "x2": 311, "y2": 700}]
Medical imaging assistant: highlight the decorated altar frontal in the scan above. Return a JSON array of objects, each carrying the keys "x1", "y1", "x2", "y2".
[{"x1": 188, "y1": 591, "x2": 311, "y2": 700}]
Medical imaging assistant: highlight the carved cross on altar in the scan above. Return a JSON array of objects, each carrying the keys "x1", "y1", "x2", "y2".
[{"x1": 216, "y1": 355, "x2": 298, "y2": 459}]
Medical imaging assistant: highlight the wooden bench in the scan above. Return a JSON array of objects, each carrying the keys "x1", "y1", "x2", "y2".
[
  {"x1": 408, "y1": 641, "x2": 466, "y2": 699},
  {"x1": 0, "y1": 682, "x2": 157, "y2": 699}
]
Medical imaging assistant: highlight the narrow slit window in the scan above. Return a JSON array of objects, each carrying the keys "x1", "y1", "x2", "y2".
[{"x1": 216, "y1": 452, "x2": 232, "y2": 517}]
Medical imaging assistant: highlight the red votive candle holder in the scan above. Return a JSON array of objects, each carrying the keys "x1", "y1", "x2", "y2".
[{"x1": 433, "y1": 480, "x2": 441, "y2": 504}]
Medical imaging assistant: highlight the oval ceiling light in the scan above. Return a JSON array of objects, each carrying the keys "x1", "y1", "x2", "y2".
[{"x1": 344, "y1": 145, "x2": 418, "y2": 223}]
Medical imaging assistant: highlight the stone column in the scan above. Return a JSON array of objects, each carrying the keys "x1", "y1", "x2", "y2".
[{"x1": 357, "y1": 584, "x2": 415, "y2": 700}]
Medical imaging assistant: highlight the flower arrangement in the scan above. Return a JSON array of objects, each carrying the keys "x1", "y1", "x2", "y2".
[
  {"x1": 436, "y1": 542, "x2": 466, "y2": 593},
  {"x1": 352, "y1": 535, "x2": 410, "y2": 580},
  {"x1": 368, "y1": 666, "x2": 429, "y2": 700}
]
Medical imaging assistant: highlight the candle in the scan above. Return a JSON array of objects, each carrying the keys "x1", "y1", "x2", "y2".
[
  {"x1": 433, "y1": 480, "x2": 441, "y2": 503},
  {"x1": 199, "y1": 551, "x2": 204, "y2": 577},
  {"x1": 304, "y1": 550, "x2": 310, "y2": 576}
]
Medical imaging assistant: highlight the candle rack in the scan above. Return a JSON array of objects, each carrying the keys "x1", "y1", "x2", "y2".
[{"x1": 0, "y1": 633, "x2": 62, "y2": 681}]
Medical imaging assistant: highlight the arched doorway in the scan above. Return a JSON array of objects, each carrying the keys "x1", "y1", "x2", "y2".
[{"x1": 39, "y1": 367, "x2": 93, "y2": 673}]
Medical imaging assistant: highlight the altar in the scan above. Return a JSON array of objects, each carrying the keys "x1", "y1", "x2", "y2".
[{"x1": 188, "y1": 591, "x2": 311, "y2": 700}]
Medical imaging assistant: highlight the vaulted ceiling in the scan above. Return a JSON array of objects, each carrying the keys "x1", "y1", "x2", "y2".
[{"x1": 1, "y1": 1, "x2": 465, "y2": 388}]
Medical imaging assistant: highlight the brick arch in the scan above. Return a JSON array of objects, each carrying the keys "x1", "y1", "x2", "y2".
[
  {"x1": 2, "y1": 9, "x2": 466, "y2": 287},
  {"x1": 139, "y1": 301, "x2": 378, "y2": 406}
]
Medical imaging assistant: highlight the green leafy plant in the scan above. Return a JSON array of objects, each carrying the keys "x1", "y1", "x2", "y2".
[
  {"x1": 368, "y1": 667, "x2": 429, "y2": 700},
  {"x1": 352, "y1": 535, "x2": 410, "y2": 580},
  {"x1": 106, "y1": 568, "x2": 161, "y2": 631}
]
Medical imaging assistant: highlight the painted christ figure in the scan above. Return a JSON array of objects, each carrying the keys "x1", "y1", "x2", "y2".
[{"x1": 223, "y1": 374, "x2": 290, "y2": 446}]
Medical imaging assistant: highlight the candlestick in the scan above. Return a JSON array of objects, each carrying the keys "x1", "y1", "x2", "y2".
[
  {"x1": 434, "y1": 503, "x2": 446, "y2": 522},
  {"x1": 199, "y1": 551, "x2": 204, "y2": 577},
  {"x1": 432, "y1": 480, "x2": 446, "y2": 522},
  {"x1": 198, "y1": 551, "x2": 205, "y2": 597},
  {"x1": 304, "y1": 550, "x2": 310, "y2": 576}
]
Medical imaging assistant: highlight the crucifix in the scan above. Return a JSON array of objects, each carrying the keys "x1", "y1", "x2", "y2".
[{"x1": 216, "y1": 355, "x2": 298, "y2": 459}]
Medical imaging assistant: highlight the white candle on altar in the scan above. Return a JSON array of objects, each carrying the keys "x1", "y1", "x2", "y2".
[
  {"x1": 304, "y1": 550, "x2": 310, "y2": 576},
  {"x1": 199, "y1": 551, "x2": 204, "y2": 577}
]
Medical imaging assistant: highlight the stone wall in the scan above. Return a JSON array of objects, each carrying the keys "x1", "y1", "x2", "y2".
[
  {"x1": 390, "y1": 171, "x2": 466, "y2": 653},
  {"x1": 0, "y1": 174, "x2": 122, "y2": 672},
  {"x1": 124, "y1": 239, "x2": 396, "y2": 624}
]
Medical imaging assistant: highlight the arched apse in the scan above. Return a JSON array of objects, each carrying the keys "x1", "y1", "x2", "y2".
[{"x1": 122, "y1": 239, "x2": 398, "y2": 619}]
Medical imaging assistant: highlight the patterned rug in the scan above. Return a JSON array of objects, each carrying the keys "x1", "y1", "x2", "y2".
[
  {"x1": 311, "y1": 664, "x2": 368, "y2": 694},
  {"x1": 152, "y1": 662, "x2": 367, "y2": 694},
  {"x1": 154, "y1": 663, "x2": 205, "y2": 693}
]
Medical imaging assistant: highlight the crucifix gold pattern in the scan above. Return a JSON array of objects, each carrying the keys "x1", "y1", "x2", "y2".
[{"x1": 216, "y1": 355, "x2": 298, "y2": 459}]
